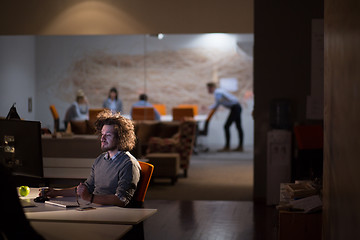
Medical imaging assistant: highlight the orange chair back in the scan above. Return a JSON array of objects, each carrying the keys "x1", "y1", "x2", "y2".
[
  {"x1": 49, "y1": 105, "x2": 59, "y2": 120},
  {"x1": 89, "y1": 108, "x2": 104, "y2": 122},
  {"x1": 177, "y1": 104, "x2": 198, "y2": 115},
  {"x1": 132, "y1": 107, "x2": 156, "y2": 120},
  {"x1": 134, "y1": 161, "x2": 154, "y2": 203},
  {"x1": 172, "y1": 107, "x2": 194, "y2": 121},
  {"x1": 153, "y1": 104, "x2": 167, "y2": 116}
]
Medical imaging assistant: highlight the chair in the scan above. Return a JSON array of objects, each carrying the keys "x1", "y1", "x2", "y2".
[
  {"x1": 293, "y1": 124, "x2": 323, "y2": 180},
  {"x1": 132, "y1": 161, "x2": 154, "y2": 207},
  {"x1": 146, "y1": 153, "x2": 181, "y2": 185},
  {"x1": 146, "y1": 119, "x2": 197, "y2": 177},
  {"x1": 49, "y1": 105, "x2": 60, "y2": 132},
  {"x1": 294, "y1": 124, "x2": 323, "y2": 150},
  {"x1": 132, "y1": 107, "x2": 156, "y2": 120},
  {"x1": 198, "y1": 108, "x2": 216, "y2": 135},
  {"x1": 194, "y1": 108, "x2": 217, "y2": 153},
  {"x1": 89, "y1": 108, "x2": 104, "y2": 123},
  {"x1": 177, "y1": 104, "x2": 198, "y2": 115},
  {"x1": 172, "y1": 107, "x2": 194, "y2": 121},
  {"x1": 153, "y1": 104, "x2": 167, "y2": 116},
  {"x1": 88, "y1": 108, "x2": 104, "y2": 133}
]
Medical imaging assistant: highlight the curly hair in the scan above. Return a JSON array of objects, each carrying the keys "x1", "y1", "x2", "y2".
[{"x1": 94, "y1": 109, "x2": 136, "y2": 151}]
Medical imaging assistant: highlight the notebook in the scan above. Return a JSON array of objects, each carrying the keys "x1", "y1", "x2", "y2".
[{"x1": 45, "y1": 199, "x2": 79, "y2": 208}]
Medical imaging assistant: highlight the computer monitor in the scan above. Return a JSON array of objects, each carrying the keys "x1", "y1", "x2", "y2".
[{"x1": 0, "y1": 119, "x2": 43, "y2": 178}]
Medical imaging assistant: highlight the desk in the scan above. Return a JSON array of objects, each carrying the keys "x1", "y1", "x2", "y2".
[
  {"x1": 25, "y1": 205, "x2": 157, "y2": 225},
  {"x1": 20, "y1": 189, "x2": 156, "y2": 239},
  {"x1": 31, "y1": 221, "x2": 132, "y2": 240},
  {"x1": 22, "y1": 191, "x2": 156, "y2": 225},
  {"x1": 160, "y1": 114, "x2": 207, "y2": 122},
  {"x1": 124, "y1": 114, "x2": 207, "y2": 122}
]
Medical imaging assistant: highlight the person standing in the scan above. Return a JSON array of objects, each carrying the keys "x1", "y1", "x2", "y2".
[
  {"x1": 103, "y1": 87, "x2": 123, "y2": 113},
  {"x1": 43, "y1": 109, "x2": 141, "y2": 207},
  {"x1": 207, "y1": 82, "x2": 244, "y2": 152}
]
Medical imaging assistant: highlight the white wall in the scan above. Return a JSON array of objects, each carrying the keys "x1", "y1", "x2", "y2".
[
  {"x1": 0, "y1": 35, "x2": 254, "y2": 149},
  {"x1": 34, "y1": 34, "x2": 253, "y2": 142},
  {"x1": 0, "y1": 36, "x2": 36, "y2": 120}
]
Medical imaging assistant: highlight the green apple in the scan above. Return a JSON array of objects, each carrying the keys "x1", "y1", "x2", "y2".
[{"x1": 19, "y1": 186, "x2": 30, "y2": 197}]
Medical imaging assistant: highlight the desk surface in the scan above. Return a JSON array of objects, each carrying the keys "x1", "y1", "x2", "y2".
[
  {"x1": 31, "y1": 221, "x2": 132, "y2": 240},
  {"x1": 21, "y1": 191, "x2": 157, "y2": 225},
  {"x1": 26, "y1": 205, "x2": 157, "y2": 225},
  {"x1": 160, "y1": 114, "x2": 207, "y2": 122},
  {"x1": 123, "y1": 114, "x2": 207, "y2": 121}
]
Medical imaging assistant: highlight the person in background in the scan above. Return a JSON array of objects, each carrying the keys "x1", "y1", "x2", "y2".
[
  {"x1": 42, "y1": 109, "x2": 141, "y2": 207},
  {"x1": 64, "y1": 89, "x2": 89, "y2": 125},
  {"x1": 130, "y1": 93, "x2": 161, "y2": 120},
  {"x1": 206, "y1": 82, "x2": 244, "y2": 152},
  {"x1": 103, "y1": 87, "x2": 123, "y2": 113}
]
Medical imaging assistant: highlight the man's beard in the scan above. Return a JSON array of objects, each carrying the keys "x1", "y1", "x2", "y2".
[{"x1": 101, "y1": 142, "x2": 118, "y2": 152}]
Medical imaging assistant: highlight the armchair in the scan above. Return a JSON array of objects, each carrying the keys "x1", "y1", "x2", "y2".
[{"x1": 146, "y1": 119, "x2": 196, "y2": 177}]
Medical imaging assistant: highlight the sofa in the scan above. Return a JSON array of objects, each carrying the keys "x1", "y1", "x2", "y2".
[{"x1": 133, "y1": 119, "x2": 197, "y2": 178}]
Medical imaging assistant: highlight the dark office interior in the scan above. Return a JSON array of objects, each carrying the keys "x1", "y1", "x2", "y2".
[{"x1": 1, "y1": 0, "x2": 360, "y2": 239}]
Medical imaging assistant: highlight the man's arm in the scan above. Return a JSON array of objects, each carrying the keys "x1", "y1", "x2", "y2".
[
  {"x1": 84, "y1": 193, "x2": 125, "y2": 207},
  {"x1": 77, "y1": 183, "x2": 125, "y2": 207},
  {"x1": 43, "y1": 187, "x2": 77, "y2": 198}
]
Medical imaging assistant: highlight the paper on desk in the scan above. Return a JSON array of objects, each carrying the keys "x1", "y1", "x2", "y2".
[{"x1": 290, "y1": 195, "x2": 322, "y2": 213}]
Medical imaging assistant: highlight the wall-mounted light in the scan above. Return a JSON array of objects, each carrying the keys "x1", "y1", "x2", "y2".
[{"x1": 149, "y1": 33, "x2": 165, "y2": 40}]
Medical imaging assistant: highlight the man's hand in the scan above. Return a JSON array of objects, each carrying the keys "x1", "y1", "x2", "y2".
[
  {"x1": 38, "y1": 187, "x2": 57, "y2": 198},
  {"x1": 76, "y1": 183, "x2": 91, "y2": 201}
]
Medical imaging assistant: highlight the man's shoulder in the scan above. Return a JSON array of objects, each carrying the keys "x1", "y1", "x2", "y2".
[
  {"x1": 124, "y1": 152, "x2": 141, "y2": 168},
  {"x1": 214, "y1": 88, "x2": 225, "y2": 95}
]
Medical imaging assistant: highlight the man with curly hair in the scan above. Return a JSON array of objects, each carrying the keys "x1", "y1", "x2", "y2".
[{"x1": 43, "y1": 110, "x2": 141, "y2": 207}]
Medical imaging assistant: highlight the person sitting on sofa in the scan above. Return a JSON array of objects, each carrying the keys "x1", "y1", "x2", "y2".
[
  {"x1": 64, "y1": 89, "x2": 89, "y2": 126},
  {"x1": 130, "y1": 93, "x2": 161, "y2": 120},
  {"x1": 43, "y1": 109, "x2": 141, "y2": 207}
]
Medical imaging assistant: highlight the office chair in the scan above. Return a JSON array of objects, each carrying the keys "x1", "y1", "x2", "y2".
[
  {"x1": 194, "y1": 108, "x2": 216, "y2": 153},
  {"x1": 132, "y1": 161, "x2": 154, "y2": 207},
  {"x1": 177, "y1": 104, "x2": 198, "y2": 115},
  {"x1": 293, "y1": 124, "x2": 323, "y2": 181},
  {"x1": 153, "y1": 104, "x2": 167, "y2": 116},
  {"x1": 172, "y1": 107, "x2": 194, "y2": 121},
  {"x1": 124, "y1": 161, "x2": 153, "y2": 238},
  {"x1": 89, "y1": 108, "x2": 104, "y2": 122},
  {"x1": 132, "y1": 107, "x2": 156, "y2": 120},
  {"x1": 49, "y1": 105, "x2": 60, "y2": 132}
]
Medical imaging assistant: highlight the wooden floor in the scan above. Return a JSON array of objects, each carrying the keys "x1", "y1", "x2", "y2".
[{"x1": 142, "y1": 200, "x2": 278, "y2": 240}]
